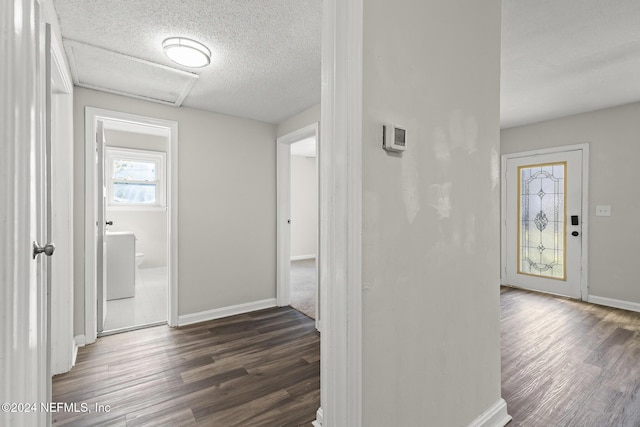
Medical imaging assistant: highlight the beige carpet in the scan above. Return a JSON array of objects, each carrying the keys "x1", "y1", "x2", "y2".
[{"x1": 290, "y1": 259, "x2": 316, "y2": 319}]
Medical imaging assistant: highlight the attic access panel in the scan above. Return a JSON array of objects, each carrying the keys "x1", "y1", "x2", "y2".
[{"x1": 64, "y1": 40, "x2": 198, "y2": 106}]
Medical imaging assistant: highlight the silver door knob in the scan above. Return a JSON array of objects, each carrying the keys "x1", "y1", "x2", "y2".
[{"x1": 33, "y1": 241, "x2": 55, "y2": 259}]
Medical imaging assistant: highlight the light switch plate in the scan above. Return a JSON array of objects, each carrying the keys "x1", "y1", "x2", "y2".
[{"x1": 595, "y1": 205, "x2": 611, "y2": 217}]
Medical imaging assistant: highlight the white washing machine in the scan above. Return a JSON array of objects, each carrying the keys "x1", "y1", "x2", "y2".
[{"x1": 106, "y1": 231, "x2": 136, "y2": 300}]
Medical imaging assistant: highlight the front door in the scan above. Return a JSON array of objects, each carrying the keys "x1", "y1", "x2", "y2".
[{"x1": 504, "y1": 149, "x2": 584, "y2": 298}]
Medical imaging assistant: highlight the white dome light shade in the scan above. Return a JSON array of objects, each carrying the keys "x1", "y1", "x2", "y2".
[{"x1": 162, "y1": 37, "x2": 211, "y2": 68}]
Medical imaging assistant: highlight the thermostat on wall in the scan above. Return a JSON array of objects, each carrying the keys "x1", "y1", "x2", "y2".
[{"x1": 383, "y1": 124, "x2": 406, "y2": 152}]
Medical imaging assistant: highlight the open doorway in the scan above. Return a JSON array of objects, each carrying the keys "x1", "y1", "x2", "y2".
[
  {"x1": 289, "y1": 137, "x2": 318, "y2": 319},
  {"x1": 101, "y1": 126, "x2": 170, "y2": 333},
  {"x1": 84, "y1": 107, "x2": 178, "y2": 344},
  {"x1": 277, "y1": 123, "x2": 320, "y2": 328}
]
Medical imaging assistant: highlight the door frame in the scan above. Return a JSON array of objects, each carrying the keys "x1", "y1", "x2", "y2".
[
  {"x1": 501, "y1": 143, "x2": 590, "y2": 300},
  {"x1": 47, "y1": 23, "x2": 75, "y2": 375},
  {"x1": 315, "y1": 0, "x2": 363, "y2": 424},
  {"x1": 84, "y1": 107, "x2": 179, "y2": 344},
  {"x1": 276, "y1": 122, "x2": 320, "y2": 329}
]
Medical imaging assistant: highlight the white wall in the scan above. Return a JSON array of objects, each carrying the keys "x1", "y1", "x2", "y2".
[
  {"x1": 42, "y1": 0, "x2": 65, "y2": 56},
  {"x1": 73, "y1": 87, "x2": 277, "y2": 334},
  {"x1": 361, "y1": 0, "x2": 504, "y2": 425},
  {"x1": 106, "y1": 129, "x2": 168, "y2": 152},
  {"x1": 104, "y1": 129, "x2": 168, "y2": 268},
  {"x1": 276, "y1": 104, "x2": 320, "y2": 138},
  {"x1": 290, "y1": 154, "x2": 317, "y2": 258},
  {"x1": 106, "y1": 210, "x2": 167, "y2": 268},
  {"x1": 502, "y1": 102, "x2": 640, "y2": 305}
]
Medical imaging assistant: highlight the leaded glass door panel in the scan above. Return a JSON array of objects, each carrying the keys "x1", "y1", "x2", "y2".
[
  {"x1": 518, "y1": 162, "x2": 566, "y2": 280},
  {"x1": 504, "y1": 150, "x2": 583, "y2": 299}
]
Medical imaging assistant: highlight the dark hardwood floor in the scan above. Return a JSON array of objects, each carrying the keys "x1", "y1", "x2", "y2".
[
  {"x1": 53, "y1": 288, "x2": 640, "y2": 426},
  {"x1": 502, "y1": 286, "x2": 640, "y2": 426},
  {"x1": 52, "y1": 306, "x2": 319, "y2": 426}
]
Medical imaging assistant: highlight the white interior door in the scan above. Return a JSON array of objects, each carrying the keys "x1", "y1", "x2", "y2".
[
  {"x1": 96, "y1": 121, "x2": 108, "y2": 333},
  {"x1": 1, "y1": 0, "x2": 50, "y2": 424},
  {"x1": 504, "y1": 150, "x2": 583, "y2": 298},
  {"x1": 276, "y1": 139, "x2": 292, "y2": 307}
]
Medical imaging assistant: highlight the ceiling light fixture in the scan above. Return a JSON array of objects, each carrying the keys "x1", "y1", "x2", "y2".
[{"x1": 162, "y1": 37, "x2": 211, "y2": 68}]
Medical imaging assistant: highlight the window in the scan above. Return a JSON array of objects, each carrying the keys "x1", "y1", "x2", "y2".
[{"x1": 106, "y1": 148, "x2": 165, "y2": 207}]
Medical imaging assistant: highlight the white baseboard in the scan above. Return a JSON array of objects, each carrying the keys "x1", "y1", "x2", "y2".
[
  {"x1": 74, "y1": 334, "x2": 86, "y2": 347},
  {"x1": 588, "y1": 295, "x2": 640, "y2": 313},
  {"x1": 178, "y1": 298, "x2": 277, "y2": 326},
  {"x1": 72, "y1": 335, "x2": 85, "y2": 368},
  {"x1": 71, "y1": 341, "x2": 78, "y2": 368},
  {"x1": 312, "y1": 407, "x2": 323, "y2": 427},
  {"x1": 291, "y1": 254, "x2": 316, "y2": 261},
  {"x1": 467, "y1": 398, "x2": 511, "y2": 427}
]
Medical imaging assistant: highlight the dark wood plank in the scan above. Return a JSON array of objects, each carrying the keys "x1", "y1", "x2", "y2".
[
  {"x1": 52, "y1": 306, "x2": 320, "y2": 426},
  {"x1": 56, "y1": 287, "x2": 640, "y2": 426},
  {"x1": 501, "y1": 286, "x2": 640, "y2": 426}
]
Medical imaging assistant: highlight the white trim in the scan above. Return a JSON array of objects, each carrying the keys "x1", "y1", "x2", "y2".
[
  {"x1": 71, "y1": 334, "x2": 85, "y2": 368},
  {"x1": 47, "y1": 23, "x2": 76, "y2": 376},
  {"x1": 467, "y1": 398, "x2": 512, "y2": 427},
  {"x1": 84, "y1": 109, "x2": 97, "y2": 342},
  {"x1": 311, "y1": 408, "x2": 323, "y2": 427},
  {"x1": 100, "y1": 118, "x2": 170, "y2": 137},
  {"x1": 177, "y1": 299, "x2": 277, "y2": 326},
  {"x1": 279, "y1": 123, "x2": 319, "y2": 145},
  {"x1": 318, "y1": 0, "x2": 363, "y2": 425},
  {"x1": 84, "y1": 107, "x2": 179, "y2": 344},
  {"x1": 49, "y1": 30, "x2": 73, "y2": 95},
  {"x1": 588, "y1": 295, "x2": 640, "y2": 313},
  {"x1": 291, "y1": 254, "x2": 316, "y2": 261},
  {"x1": 276, "y1": 122, "x2": 319, "y2": 309},
  {"x1": 71, "y1": 341, "x2": 78, "y2": 366},
  {"x1": 579, "y1": 144, "x2": 590, "y2": 300},
  {"x1": 74, "y1": 335, "x2": 86, "y2": 347},
  {"x1": 500, "y1": 143, "x2": 590, "y2": 301}
]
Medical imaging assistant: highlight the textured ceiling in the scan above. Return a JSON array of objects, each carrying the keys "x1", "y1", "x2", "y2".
[
  {"x1": 53, "y1": 1, "x2": 640, "y2": 128},
  {"x1": 501, "y1": 0, "x2": 640, "y2": 128},
  {"x1": 53, "y1": 0, "x2": 321, "y2": 124}
]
